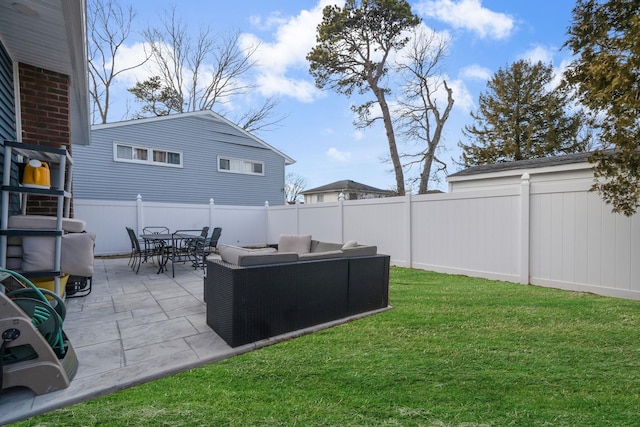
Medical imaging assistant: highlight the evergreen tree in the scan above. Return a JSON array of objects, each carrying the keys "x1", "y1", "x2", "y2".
[
  {"x1": 563, "y1": 0, "x2": 640, "y2": 216},
  {"x1": 459, "y1": 60, "x2": 588, "y2": 168},
  {"x1": 307, "y1": 0, "x2": 421, "y2": 196}
]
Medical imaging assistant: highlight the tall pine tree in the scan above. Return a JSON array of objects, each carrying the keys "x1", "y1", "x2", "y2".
[{"x1": 459, "y1": 60, "x2": 589, "y2": 168}]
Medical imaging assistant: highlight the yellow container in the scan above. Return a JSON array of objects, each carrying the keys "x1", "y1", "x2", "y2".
[
  {"x1": 22, "y1": 159, "x2": 51, "y2": 188},
  {"x1": 30, "y1": 274, "x2": 70, "y2": 297}
]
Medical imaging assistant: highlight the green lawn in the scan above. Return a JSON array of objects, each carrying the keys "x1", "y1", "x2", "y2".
[{"x1": 13, "y1": 267, "x2": 640, "y2": 426}]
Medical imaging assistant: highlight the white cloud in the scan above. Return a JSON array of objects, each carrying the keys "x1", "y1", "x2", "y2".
[
  {"x1": 326, "y1": 147, "x2": 352, "y2": 162},
  {"x1": 240, "y1": 1, "x2": 341, "y2": 102},
  {"x1": 517, "y1": 45, "x2": 575, "y2": 90},
  {"x1": 459, "y1": 64, "x2": 491, "y2": 81},
  {"x1": 519, "y1": 44, "x2": 554, "y2": 65},
  {"x1": 415, "y1": 0, "x2": 515, "y2": 40},
  {"x1": 248, "y1": 12, "x2": 288, "y2": 31},
  {"x1": 113, "y1": 42, "x2": 154, "y2": 86},
  {"x1": 255, "y1": 72, "x2": 321, "y2": 103},
  {"x1": 353, "y1": 130, "x2": 364, "y2": 141},
  {"x1": 448, "y1": 78, "x2": 475, "y2": 113}
]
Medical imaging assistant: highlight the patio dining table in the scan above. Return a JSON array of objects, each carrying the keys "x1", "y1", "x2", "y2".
[{"x1": 140, "y1": 231, "x2": 204, "y2": 277}]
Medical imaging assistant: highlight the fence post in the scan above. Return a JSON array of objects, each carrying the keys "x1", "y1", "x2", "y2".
[
  {"x1": 338, "y1": 192, "x2": 345, "y2": 243},
  {"x1": 520, "y1": 173, "x2": 530, "y2": 284},
  {"x1": 405, "y1": 192, "x2": 412, "y2": 268},
  {"x1": 264, "y1": 201, "x2": 269, "y2": 246},
  {"x1": 136, "y1": 194, "x2": 143, "y2": 235},
  {"x1": 209, "y1": 199, "x2": 215, "y2": 230}
]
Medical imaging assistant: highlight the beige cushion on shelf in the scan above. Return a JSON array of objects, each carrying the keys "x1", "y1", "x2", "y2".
[
  {"x1": 6, "y1": 257, "x2": 22, "y2": 270},
  {"x1": 21, "y1": 233, "x2": 96, "y2": 276},
  {"x1": 278, "y1": 234, "x2": 311, "y2": 254},
  {"x1": 7, "y1": 236, "x2": 22, "y2": 246},
  {"x1": 218, "y1": 244, "x2": 277, "y2": 265},
  {"x1": 62, "y1": 232, "x2": 96, "y2": 277},
  {"x1": 21, "y1": 236, "x2": 55, "y2": 271},
  {"x1": 8, "y1": 215, "x2": 86, "y2": 233},
  {"x1": 6, "y1": 245, "x2": 23, "y2": 258}
]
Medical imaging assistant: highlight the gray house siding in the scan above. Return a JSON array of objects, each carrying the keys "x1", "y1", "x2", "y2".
[
  {"x1": 72, "y1": 113, "x2": 290, "y2": 206},
  {"x1": 0, "y1": 41, "x2": 19, "y2": 215}
]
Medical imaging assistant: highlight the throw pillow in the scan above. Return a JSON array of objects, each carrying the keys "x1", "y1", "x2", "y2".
[
  {"x1": 278, "y1": 234, "x2": 311, "y2": 254},
  {"x1": 342, "y1": 240, "x2": 358, "y2": 249}
]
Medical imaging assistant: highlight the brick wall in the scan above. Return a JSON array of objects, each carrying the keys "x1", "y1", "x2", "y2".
[{"x1": 18, "y1": 63, "x2": 72, "y2": 216}]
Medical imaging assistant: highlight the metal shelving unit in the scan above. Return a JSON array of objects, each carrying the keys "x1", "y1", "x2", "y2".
[{"x1": 0, "y1": 141, "x2": 73, "y2": 295}]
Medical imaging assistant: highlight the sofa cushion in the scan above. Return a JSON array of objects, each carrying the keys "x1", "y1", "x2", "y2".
[
  {"x1": 218, "y1": 244, "x2": 277, "y2": 265},
  {"x1": 238, "y1": 252, "x2": 299, "y2": 267},
  {"x1": 311, "y1": 240, "x2": 342, "y2": 253},
  {"x1": 278, "y1": 234, "x2": 311, "y2": 254},
  {"x1": 8, "y1": 215, "x2": 86, "y2": 233},
  {"x1": 299, "y1": 250, "x2": 343, "y2": 261},
  {"x1": 342, "y1": 245, "x2": 378, "y2": 257}
]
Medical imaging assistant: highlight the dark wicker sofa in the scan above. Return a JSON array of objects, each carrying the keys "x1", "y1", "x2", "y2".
[{"x1": 204, "y1": 240, "x2": 390, "y2": 347}]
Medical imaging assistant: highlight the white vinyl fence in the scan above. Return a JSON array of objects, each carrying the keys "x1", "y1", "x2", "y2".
[{"x1": 77, "y1": 176, "x2": 640, "y2": 300}]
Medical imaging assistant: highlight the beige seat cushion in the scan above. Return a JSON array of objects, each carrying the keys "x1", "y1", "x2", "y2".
[
  {"x1": 21, "y1": 233, "x2": 95, "y2": 276},
  {"x1": 218, "y1": 244, "x2": 277, "y2": 265},
  {"x1": 21, "y1": 236, "x2": 56, "y2": 271},
  {"x1": 9, "y1": 215, "x2": 86, "y2": 233},
  {"x1": 6, "y1": 257, "x2": 22, "y2": 270},
  {"x1": 62, "y1": 232, "x2": 96, "y2": 276},
  {"x1": 278, "y1": 234, "x2": 311, "y2": 254}
]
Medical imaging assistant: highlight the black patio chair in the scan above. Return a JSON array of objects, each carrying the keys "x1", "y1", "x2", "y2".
[
  {"x1": 142, "y1": 226, "x2": 170, "y2": 261},
  {"x1": 126, "y1": 227, "x2": 158, "y2": 274},
  {"x1": 192, "y1": 227, "x2": 222, "y2": 270}
]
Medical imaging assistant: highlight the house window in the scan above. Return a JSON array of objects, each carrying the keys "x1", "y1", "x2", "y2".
[
  {"x1": 218, "y1": 156, "x2": 264, "y2": 176},
  {"x1": 317, "y1": 194, "x2": 324, "y2": 203},
  {"x1": 114, "y1": 143, "x2": 182, "y2": 167}
]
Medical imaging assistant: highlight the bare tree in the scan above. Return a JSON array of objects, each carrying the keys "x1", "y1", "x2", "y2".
[
  {"x1": 140, "y1": 8, "x2": 256, "y2": 113},
  {"x1": 285, "y1": 173, "x2": 307, "y2": 204},
  {"x1": 236, "y1": 97, "x2": 287, "y2": 134},
  {"x1": 131, "y1": 7, "x2": 285, "y2": 131},
  {"x1": 87, "y1": 0, "x2": 149, "y2": 124},
  {"x1": 395, "y1": 28, "x2": 454, "y2": 194}
]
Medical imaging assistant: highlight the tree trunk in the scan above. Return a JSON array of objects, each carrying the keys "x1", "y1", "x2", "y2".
[{"x1": 375, "y1": 87, "x2": 405, "y2": 196}]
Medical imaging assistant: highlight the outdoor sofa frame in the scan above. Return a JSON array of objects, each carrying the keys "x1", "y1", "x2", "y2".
[{"x1": 204, "y1": 254, "x2": 390, "y2": 347}]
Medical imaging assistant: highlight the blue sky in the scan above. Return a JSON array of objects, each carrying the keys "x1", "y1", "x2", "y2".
[{"x1": 105, "y1": 0, "x2": 579, "y2": 192}]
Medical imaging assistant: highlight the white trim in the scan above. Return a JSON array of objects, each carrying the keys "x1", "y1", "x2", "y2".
[
  {"x1": 447, "y1": 161, "x2": 593, "y2": 183},
  {"x1": 113, "y1": 142, "x2": 183, "y2": 168},
  {"x1": 217, "y1": 155, "x2": 264, "y2": 176}
]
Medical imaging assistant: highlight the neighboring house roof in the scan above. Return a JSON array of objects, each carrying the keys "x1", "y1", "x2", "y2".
[
  {"x1": 0, "y1": 0, "x2": 90, "y2": 145},
  {"x1": 447, "y1": 152, "x2": 593, "y2": 178},
  {"x1": 302, "y1": 180, "x2": 391, "y2": 195},
  {"x1": 92, "y1": 110, "x2": 295, "y2": 165}
]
